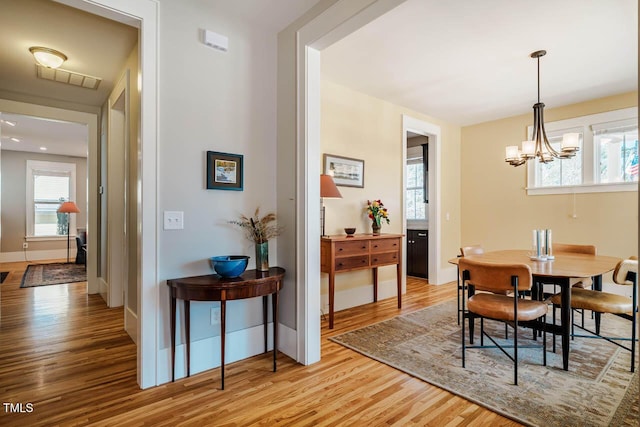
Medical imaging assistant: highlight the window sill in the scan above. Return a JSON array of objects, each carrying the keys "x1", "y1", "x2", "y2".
[
  {"x1": 26, "y1": 235, "x2": 76, "y2": 242},
  {"x1": 526, "y1": 182, "x2": 638, "y2": 196}
]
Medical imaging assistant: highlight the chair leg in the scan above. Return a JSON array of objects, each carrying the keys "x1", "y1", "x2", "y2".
[
  {"x1": 542, "y1": 314, "x2": 547, "y2": 366},
  {"x1": 514, "y1": 320, "x2": 518, "y2": 386},
  {"x1": 461, "y1": 308, "x2": 466, "y2": 369},
  {"x1": 552, "y1": 305, "x2": 557, "y2": 353}
]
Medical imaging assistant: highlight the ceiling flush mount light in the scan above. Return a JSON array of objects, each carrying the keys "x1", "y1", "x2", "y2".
[
  {"x1": 505, "y1": 50, "x2": 580, "y2": 167},
  {"x1": 29, "y1": 46, "x2": 68, "y2": 69}
]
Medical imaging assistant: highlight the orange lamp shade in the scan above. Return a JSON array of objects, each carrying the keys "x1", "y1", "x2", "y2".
[
  {"x1": 320, "y1": 174, "x2": 342, "y2": 198},
  {"x1": 57, "y1": 201, "x2": 80, "y2": 214}
]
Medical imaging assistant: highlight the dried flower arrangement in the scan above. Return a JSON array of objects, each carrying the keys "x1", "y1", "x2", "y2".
[{"x1": 229, "y1": 207, "x2": 283, "y2": 244}]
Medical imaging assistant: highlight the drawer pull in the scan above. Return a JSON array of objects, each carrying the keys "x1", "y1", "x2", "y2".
[
  {"x1": 418, "y1": 233, "x2": 426, "y2": 237},
  {"x1": 362, "y1": 259, "x2": 367, "y2": 263},
  {"x1": 362, "y1": 246, "x2": 366, "y2": 249},
  {"x1": 373, "y1": 258, "x2": 378, "y2": 262},
  {"x1": 373, "y1": 245, "x2": 378, "y2": 248},
  {"x1": 338, "y1": 263, "x2": 343, "y2": 267},
  {"x1": 338, "y1": 248, "x2": 343, "y2": 251}
]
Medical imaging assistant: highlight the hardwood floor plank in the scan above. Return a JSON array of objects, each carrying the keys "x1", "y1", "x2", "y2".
[{"x1": 0, "y1": 262, "x2": 521, "y2": 426}]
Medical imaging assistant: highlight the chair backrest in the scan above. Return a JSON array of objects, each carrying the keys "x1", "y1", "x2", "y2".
[
  {"x1": 460, "y1": 245, "x2": 484, "y2": 257},
  {"x1": 613, "y1": 258, "x2": 638, "y2": 286},
  {"x1": 552, "y1": 243, "x2": 596, "y2": 255},
  {"x1": 458, "y1": 258, "x2": 532, "y2": 292}
]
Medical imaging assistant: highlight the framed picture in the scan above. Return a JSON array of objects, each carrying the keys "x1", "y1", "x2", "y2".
[
  {"x1": 207, "y1": 151, "x2": 244, "y2": 191},
  {"x1": 323, "y1": 153, "x2": 365, "y2": 188}
]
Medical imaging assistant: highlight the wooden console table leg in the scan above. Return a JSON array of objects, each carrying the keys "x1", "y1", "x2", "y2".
[
  {"x1": 185, "y1": 300, "x2": 191, "y2": 377},
  {"x1": 329, "y1": 273, "x2": 335, "y2": 329},
  {"x1": 170, "y1": 295, "x2": 176, "y2": 382},
  {"x1": 272, "y1": 290, "x2": 279, "y2": 372},
  {"x1": 263, "y1": 296, "x2": 268, "y2": 353},
  {"x1": 220, "y1": 300, "x2": 226, "y2": 390},
  {"x1": 373, "y1": 267, "x2": 378, "y2": 302}
]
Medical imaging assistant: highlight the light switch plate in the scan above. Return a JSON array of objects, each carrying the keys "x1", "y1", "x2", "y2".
[{"x1": 164, "y1": 211, "x2": 184, "y2": 230}]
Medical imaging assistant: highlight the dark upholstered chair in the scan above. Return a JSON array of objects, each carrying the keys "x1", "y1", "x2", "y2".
[
  {"x1": 75, "y1": 231, "x2": 87, "y2": 264},
  {"x1": 549, "y1": 257, "x2": 637, "y2": 372},
  {"x1": 459, "y1": 258, "x2": 548, "y2": 385}
]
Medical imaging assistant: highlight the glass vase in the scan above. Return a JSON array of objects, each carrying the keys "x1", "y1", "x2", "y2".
[
  {"x1": 371, "y1": 221, "x2": 381, "y2": 235},
  {"x1": 255, "y1": 241, "x2": 269, "y2": 271}
]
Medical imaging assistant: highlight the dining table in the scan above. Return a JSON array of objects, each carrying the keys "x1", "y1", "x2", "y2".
[{"x1": 450, "y1": 249, "x2": 621, "y2": 371}]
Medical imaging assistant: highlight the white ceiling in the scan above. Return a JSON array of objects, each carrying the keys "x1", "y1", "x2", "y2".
[
  {"x1": 321, "y1": 0, "x2": 638, "y2": 126},
  {"x1": 2, "y1": 1, "x2": 635, "y2": 158},
  {"x1": 0, "y1": 0, "x2": 319, "y2": 158}
]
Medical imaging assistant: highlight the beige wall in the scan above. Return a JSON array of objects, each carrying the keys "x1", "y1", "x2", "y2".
[
  {"x1": 461, "y1": 91, "x2": 638, "y2": 259},
  {"x1": 320, "y1": 79, "x2": 462, "y2": 301},
  {"x1": 1, "y1": 150, "x2": 87, "y2": 252},
  {"x1": 125, "y1": 44, "x2": 139, "y2": 313}
]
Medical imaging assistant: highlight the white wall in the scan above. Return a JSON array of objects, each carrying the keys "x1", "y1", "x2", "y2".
[{"x1": 155, "y1": 0, "x2": 283, "y2": 379}]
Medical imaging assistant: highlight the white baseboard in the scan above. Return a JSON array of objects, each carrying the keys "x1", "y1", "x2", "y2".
[
  {"x1": 157, "y1": 322, "x2": 296, "y2": 385},
  {"x1": 99, "y1": 278, "x2": 108, "y2": 304},
  {"x1": 125, "y1": 306, "x2": 138, "y2": 345},
  {"x1": 0, "y1": 249, "x2": 72, "y2": 263},
  {"x1": 278, "y1": 322, "x2": 297, "y2": 360},
  {"x1": 436, "y1": 265, "x2": 458, "y2": 285}
]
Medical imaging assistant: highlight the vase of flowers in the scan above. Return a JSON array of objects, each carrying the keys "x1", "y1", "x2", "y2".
[
  {"x1": 229, "y1": 208, "x2": 284, "y2": 271},
  {"x1": 366, "y1": 199, "x2": 390, "y2": 235}
]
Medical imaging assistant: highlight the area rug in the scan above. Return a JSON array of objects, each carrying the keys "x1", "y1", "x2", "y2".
[
  {"x1": 20, "y1": 263, "x2": 87, "y2": 288},
  {"x1": 330, "y1": 300, "x2": 638, "y2": 427}
]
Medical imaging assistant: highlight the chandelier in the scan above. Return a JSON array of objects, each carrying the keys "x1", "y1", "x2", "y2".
[{"x1": 505, "y1": 50, "x2": 580, "y2": 166}]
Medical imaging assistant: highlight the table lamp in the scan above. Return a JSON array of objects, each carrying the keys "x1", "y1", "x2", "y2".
[
  {"x1": 57, "y1": 201, "x2": 80, "y2": 263},
  {"x1": 320, "y1": 174, "x2": 342, "y2": 237}
]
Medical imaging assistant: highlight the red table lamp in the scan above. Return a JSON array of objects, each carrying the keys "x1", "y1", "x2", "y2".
[{"x1": 57, "y1": 201, "x2": 80, "y2": 263}]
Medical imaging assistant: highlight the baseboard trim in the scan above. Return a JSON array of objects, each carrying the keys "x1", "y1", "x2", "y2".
[
  {"x1": 125, "y1": 306, "x2": 138, "y2": 345},
  {"x1": 0, "y1": 249, "x2": 71, "y2": 263},
  {"x1": 157, "y1": 322, "x2": 296, "y2": 384}
]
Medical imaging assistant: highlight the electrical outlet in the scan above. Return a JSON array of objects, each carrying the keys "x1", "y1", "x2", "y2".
[
  {"x1": 210, "y1": 307, "x2": 221, "y2": 326},
  {"x1": 23, "y1": 242, "x2": 28, "y2": 249}
]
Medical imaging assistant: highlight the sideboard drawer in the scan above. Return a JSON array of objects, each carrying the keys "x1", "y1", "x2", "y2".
[
  {"x1": 335, "y1": 255, "x2": 369, "y2": 271},
  {"x1": 371, "y1": 251, "x2": 399, "y2": 266},
  {"x1": 335, "y1": 240, "x2": 370, "y2": 256},
  {"x1": 371, "y1": 238, "x2": 400, "y2": 253}
]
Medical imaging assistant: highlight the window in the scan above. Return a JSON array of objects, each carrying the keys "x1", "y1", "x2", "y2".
[
  {"x1": 406, "y1": 158, "x2": 426, "y2": 220},
  {"x1": 594, "y1": 120, "x2": 638, "y2": 184},
  {"x1": 527, "y1": 107, "x2": 638, "y2": 195},
  {"x1": 26, "y1": 160, "x2": 76, "y2": 239},
  {"x1": 534, "y1": 131, "x2": 583, "y2": 187}
]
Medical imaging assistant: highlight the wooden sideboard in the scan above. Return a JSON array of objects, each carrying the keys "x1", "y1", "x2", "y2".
[{"x1": 321, "y1": 233, "x2": 403, "y2": 328}]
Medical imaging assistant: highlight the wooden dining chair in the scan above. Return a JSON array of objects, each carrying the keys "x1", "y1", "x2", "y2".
[
  {"x1": 457, "y1": 245, "x2": 484, "y2": 325},
  {"x1": 548, "y1": 257, "x2": 637, "y2": 372},
  {"x1": 536, "y1": 243, "x2": 597, "y2": 333},
  {"x1": 459, "y1": 258, "x2": 548, "y2": 385}
]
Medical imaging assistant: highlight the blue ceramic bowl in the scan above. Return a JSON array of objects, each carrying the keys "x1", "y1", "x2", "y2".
[{"x1": 210, "y1": 255, "x2": 250, "y2": 278}]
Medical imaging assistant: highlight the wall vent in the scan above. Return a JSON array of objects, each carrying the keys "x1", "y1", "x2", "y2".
[{"x1": 36, "y1": 64, "x2": 102, "y2": 90}]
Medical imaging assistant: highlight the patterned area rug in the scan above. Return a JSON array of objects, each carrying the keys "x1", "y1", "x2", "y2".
[
  {"x1": 20, "y1": 263, "x2": 87, "y2": 288},
  {"x1": 330, "y1": 300, "x2": 638, "y2": 427}
]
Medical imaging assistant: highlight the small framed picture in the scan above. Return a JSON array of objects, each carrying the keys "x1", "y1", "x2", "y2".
[
  {"x1": 207, "y1": 151, "x2": 244, "y2": 191},
  {"x1": 323, "y1": 153, "x2": 365, "y2": 188}
]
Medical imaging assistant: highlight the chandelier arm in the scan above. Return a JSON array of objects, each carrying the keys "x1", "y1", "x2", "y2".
[{"x1": 538, "y1": 104, "x2": 562, "y2": 158}]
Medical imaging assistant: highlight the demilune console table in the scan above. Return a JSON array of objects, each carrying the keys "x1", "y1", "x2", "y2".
[
  {"x1": 167, "y1": 267, "x2": 285, "y2": 389},
  {"x1": 321, "y1": 234, "x2": 403, "y2": 328}
]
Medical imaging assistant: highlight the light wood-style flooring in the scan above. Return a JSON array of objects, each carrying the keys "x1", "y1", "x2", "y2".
[{"x1": 0, "y1": 261, "x2": 521, "y2": 426}]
